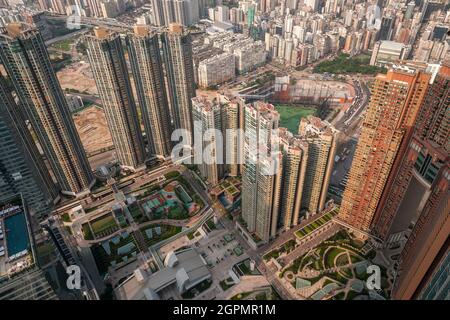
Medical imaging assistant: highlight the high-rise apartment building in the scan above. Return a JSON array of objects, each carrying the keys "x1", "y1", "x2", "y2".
[
  {"x1": 0, "y1": 77, "x2": 59, "y2": 222},
  {"x1": 86, "y1": 0, "x2": 103, "y2": 17},
  {"x1": 127, "y1": 25, "x2": 173, "y2": 159},
  {"x1": 221, "y1": 95, "x2": 244, "y2": 177},
  {"x1": 152, "y1": 0, "x2": 200, "y2": 26},
  {"x1": 192, "y1": 94, "x2": 244, "y2": 185},
  {"x1": 298, "y1": 116, "x2": 338, "y2": 215},
  {"x1": 192, "y1": 97, "x2": 225, "y2": 186},
  {"x1": 387, "y1": 65, "x2": 449, "y2": 300},
  {"x1": 151, "y1": 0, "x2": 166, "y2": 26},
  {"x1": 0, "y1": 23, "x2": 93, "y2": 196},
  {"x1": 278, "y1": 128, "x2": 308, "y2": 231},
  {"x1": 161, "y1": 23, "x2": 196, "y2": 147},
  {"x1": 372, "y1": 65, "x2": 449, "y2": 240},
  {"x1": 338, "y1": 66, "x2": 431, "y2": 236},
  {"x1": 242, "y1": 101, "x2": 282, "y2": 242},
  {"x1": 85, "y1": 27, "x2": 146, "y2": 170}
]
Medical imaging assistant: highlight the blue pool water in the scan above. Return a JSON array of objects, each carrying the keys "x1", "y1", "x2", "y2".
[{"x1": 4, "y1": 212, "x2": 30, "y2": 256}]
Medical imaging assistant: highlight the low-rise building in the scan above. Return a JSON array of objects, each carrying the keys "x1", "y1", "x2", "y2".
[
  {"x1": 370, "y1": 41, "x2": 410, "y2": 67},
  {"x1": 114, "y1": 247, "x2": 211, "y2": 300}
]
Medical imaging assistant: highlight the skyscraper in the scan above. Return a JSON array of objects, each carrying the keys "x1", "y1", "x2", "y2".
[
  {"x1": 152, "y1": 0, "x2": 200, "y2": 26},
  {"x1": 278, "y1": 128, "x2": 308, "y2": 231},
  {"x1": 241, "y1": 101, "x2": 282, "y2": 242},
  {"x1": 298, "y1": 116, "x2": 338, "y2": 215},
  {"x1": 127, "y1": 25, "x2": 173, "y2": 160},
  {"x1": 191, "y1": 94, "x2": 244, "y2": 185},
  {"x1": 192, "y1": 96, "x2": 225, "y2": 186},
  {"x1": 387, "y1": 65, "x2": 449, "y2": 300},
  {"x1": 220, "y1": 95, "x2": 244, "y2": 177},
  {"x1": 0, "y1": 23, "x2": 93, "y2": 196},
  {"x1": 338, "y1": 66, "x2": 431, "y2": 236},
  {"x1": 0, "y1": 76, "x2": 59, "y2": 222},
  {"x1": 151, "y1": 0, "x2": 166, "y2": 26},
  {"x1": 161, "y1": 23, "x2": 196, "y2": 147},
  {"x1": 85, "y1": 27, "x2": 146, "y2": 170}
]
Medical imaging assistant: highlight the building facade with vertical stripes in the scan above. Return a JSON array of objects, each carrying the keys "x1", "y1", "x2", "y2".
[
  {"x1": 127, "y1": 25, "x2": 173, "y2": 159},
  {"x1": 338, "y1": 66, "x2": 431, "y2": 236},
  {"x1": 85, "y1": 27, "x2": 146, "y2": 170},
  {"x1": 0, "y1": 23, "x2": 93, "y2": 196}
]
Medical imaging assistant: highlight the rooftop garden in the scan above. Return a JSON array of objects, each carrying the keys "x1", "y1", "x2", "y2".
[
  {"x1": 219, "y1": 277, "x2": 235, "y2": 291},
  {"x1": 263, "y1": 239, "x2": 297, "y2": 261},
  {"x1": 295, "y1": 210, "x2": 336, "y2": 239},
  {"x1": 277, "y1": 229, "x2": 390, "y2": 300},
  {"x1": 233, "y1": 258, "x2": 261, "y2": 277},
  {"x1": 89, "y1": 214, "x2": 119, "y2": 239},
  {"x1": 91, "y1": 232, "x2": 139, "y2": 275},
  {"x1": 141, "y1": 224, "x2": 182, "y2": 248}
]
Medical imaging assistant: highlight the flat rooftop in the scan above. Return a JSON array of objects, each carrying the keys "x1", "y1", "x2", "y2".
[{"x1": 115, "y1": 247, "x2": 210, "y2": 300}]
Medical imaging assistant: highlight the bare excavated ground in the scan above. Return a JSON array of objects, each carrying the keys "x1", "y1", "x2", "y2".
[
  {"x1": 73, "y1": 106, "x2": 113, "y2": 155},
  {"x1": 57, "y1": 61, "x2": 98, "y2": 95}
]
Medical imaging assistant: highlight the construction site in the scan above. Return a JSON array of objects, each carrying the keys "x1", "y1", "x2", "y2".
[{"x1": 73, "y1": 106, "x2": 113, "y2": 156}]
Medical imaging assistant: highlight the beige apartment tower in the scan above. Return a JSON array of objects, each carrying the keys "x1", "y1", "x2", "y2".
[
  {"x1": 278, "y1": 129, "x2": 309, "y2": 231},
  {"x1": 161, "y1": 23, "x2": 196, "y2": 147},
  {"x1": 0, "y1": 23, "x2": 93, "y2": 196},
  {"x1": 220, "y1": 95, "x2": 244, "y2": 177},
  {"x1": 298, "y1": 116, "x2": 338, "y2": 215},
  {"x1": 242, "y1": 102, "x2": 282, "y2": 242},
  {"x1": 85, "y1": 27, "x2": 146, "y2": 170},
  {"x1": 192, "y1": 97, "x2": 225, "y2": 186},
  {"x1": 191, "y1": 94, "x2": 243, "y2": 186},
  {"x1": 127, "y1": 25, "x2": 173, "y2": 159}
]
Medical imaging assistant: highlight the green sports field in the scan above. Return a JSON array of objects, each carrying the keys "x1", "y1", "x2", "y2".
[{"x1": 274, "y1": 105, "x2": 316, "y2": 133}]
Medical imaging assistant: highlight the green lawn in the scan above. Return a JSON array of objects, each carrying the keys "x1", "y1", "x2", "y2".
[
  {"x1": 274, "y1": 105, "x2": 316, "y2": 133},
  {"x1": 91, "y1": 234, "x2": 138, "y2": 275},
  {"x1": 61, "y1": 212, "x2": 71, "y2": 222},
  {"x1": 90, "y1": 215, "x2": 119, "y2": 238},
  {"x1": 164, "y1": 171, "x2": 180, "y2": 180},
  {"x1": 230, "y1": 291, "x2": 252, "y2": 300},
  {"x1": 82, "y1": 223, "x2": 93, "y2": 240},
  {"x1": 141, "y1": 225, "x2": 182, "y2": 247},
  {"x1": 313, "y1": 53, "x2": 387, "y2": 75},
  {"x1": 206, "y1": 218, "x2": 216, "y2": 231},
  {"x1": 167, "y1": 205, "x2": 189, "y2": 220},
  {"x1": 295, "y1": 210, "x2": 336, "y2": 239},
  {"x1": 51, "y1": 39, "x2": 73, "y2": 51},
  {"x1": 324, "y1": 247, "x2": 344, "y2": 269},
  {"x1": 263, "y1": 249, "x2": 281, "y2": 261}
]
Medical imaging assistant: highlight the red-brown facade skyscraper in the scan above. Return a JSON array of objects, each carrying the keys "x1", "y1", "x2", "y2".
[
  {"x1": 381, "y1": 65, "x2": 449, "y2": 300},
  {"x1": 338, "y1": 67, "x2": 431, "y2": 236}
]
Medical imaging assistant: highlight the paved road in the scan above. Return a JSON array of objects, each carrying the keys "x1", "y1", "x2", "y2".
[{"x1": 45, "y1": 27, "x2": 89, "y2": 46}]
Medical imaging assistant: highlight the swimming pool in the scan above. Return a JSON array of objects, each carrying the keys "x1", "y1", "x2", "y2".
[{"x1": 4, "y1": 212, "x2": 30, "y2": 256}]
